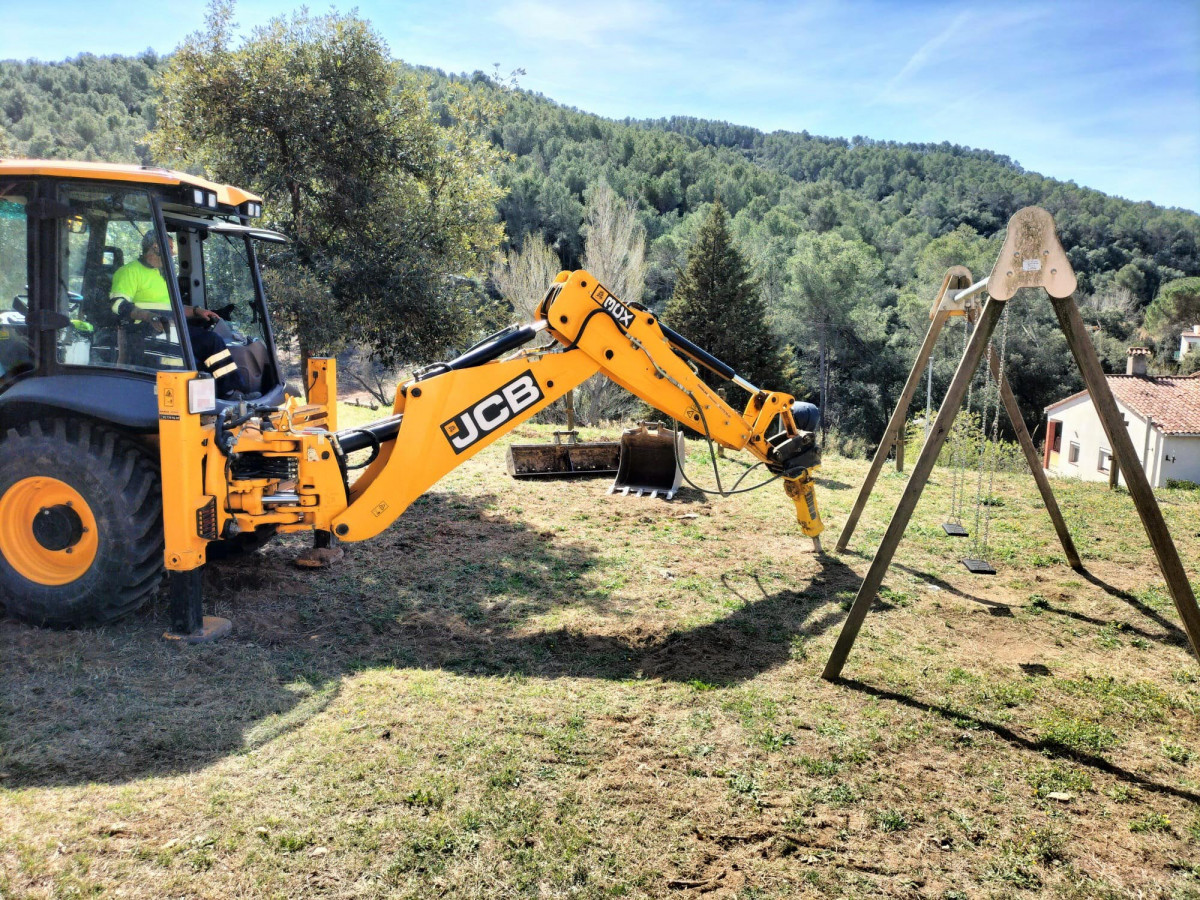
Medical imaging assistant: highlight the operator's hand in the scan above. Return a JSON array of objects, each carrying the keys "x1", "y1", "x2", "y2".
[
  {"x1": 191, "y1": 307, "x2": 220, "y2": 325},
  {"x1": 132, "y1": 307, "x2": 166, "y2": 334}
]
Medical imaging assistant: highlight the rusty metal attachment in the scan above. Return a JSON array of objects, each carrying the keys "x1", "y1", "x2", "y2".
[{"x1": 506, "y1": 431, "x2": 621, "y2": 479}]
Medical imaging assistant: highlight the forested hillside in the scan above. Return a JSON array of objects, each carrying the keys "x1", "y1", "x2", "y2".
[
  {"x1": 3, "y1": 52, "x2": 1198, "y2": 448},
  {"x1": 0, "y1": 54, "x2": 162, "y2": 163}
]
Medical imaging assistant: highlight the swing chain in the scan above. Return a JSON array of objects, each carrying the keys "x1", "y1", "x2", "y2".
[
  {"x1": 948, "y1": 314, "x2": 973, "y2": 526},
  {"x1": 970, "y1": 332, "x2": 991, "y2": 552},
  {"x1": 979, "y1": 304, "x2": 1011, "y2": 553}
]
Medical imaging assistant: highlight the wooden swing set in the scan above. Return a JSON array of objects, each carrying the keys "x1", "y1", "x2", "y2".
[{"x1": 823, "y1": 207, "x2": 1200, "y2": 680}]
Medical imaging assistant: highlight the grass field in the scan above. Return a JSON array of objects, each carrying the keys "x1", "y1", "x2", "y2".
[{"x1": 2, "y1": 410, "x2": 1199, "y2": 899}]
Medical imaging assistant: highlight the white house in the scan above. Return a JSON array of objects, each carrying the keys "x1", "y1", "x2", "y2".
[
  {"x1": 1044, "y1": 348, "x2": 1200, "y2": 488},
  {"x1": 1180, "y1": 324, "x2": 1200, "y2": 360}
]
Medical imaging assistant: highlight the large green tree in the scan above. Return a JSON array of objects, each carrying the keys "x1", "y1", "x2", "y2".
[
  {"x1": 152, "y1": 2, "x2": 505, "y2": 373},
  {"x1": 776, "y1": 231, "x2": 884, "y2": 440},
  {"x1": 664, "y1": 201, "x2": 794, "y2": 409},
  {"x1": 1144, "y1": 277, "x2": 1200, "y2": 360}
]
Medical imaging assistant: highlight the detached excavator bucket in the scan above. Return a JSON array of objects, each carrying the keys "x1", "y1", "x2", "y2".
[
  {"x1": 609, "y1": 422, "x2": 686, "y2": 499},
  {"x1": 506, "y1": 431, "x2": 621, "y2": 478}
]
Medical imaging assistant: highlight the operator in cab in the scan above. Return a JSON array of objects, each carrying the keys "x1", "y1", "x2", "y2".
[{"x1": 109, "y1": 231, "x2": 252, "y2": 400}]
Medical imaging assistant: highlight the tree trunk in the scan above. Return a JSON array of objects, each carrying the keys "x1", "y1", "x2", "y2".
[
  {"x1": 818, "y1": 321, "x2": 829, "y2": 443},
  {"x1": 565, "y1": 389, "x2": 576, "y2": 431}
]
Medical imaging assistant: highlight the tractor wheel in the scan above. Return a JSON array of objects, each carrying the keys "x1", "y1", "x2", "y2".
[
  {"x1": 0, "y1": 419, "x2": 163, "y2": 627},
  {"x1": 205, "y1": 524, "x2": 278, "y2": 560}
]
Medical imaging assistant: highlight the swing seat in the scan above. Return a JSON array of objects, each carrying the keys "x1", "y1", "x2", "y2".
[
  {"x1": 961, "y1": 557, "x2": 996, "y2": 575},
  {"x1": 942, "y1": 522, "x2": 969, "y2": 537}
]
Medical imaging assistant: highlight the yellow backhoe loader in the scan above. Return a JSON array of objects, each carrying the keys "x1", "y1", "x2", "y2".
[{"x1": 0, "y1": 161, "x2": 823, "y2": 637}]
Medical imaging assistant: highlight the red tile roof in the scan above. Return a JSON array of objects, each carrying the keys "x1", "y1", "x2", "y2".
[{"x1": 1046, "y1": 375, "x2": 1200, "y2": 435}]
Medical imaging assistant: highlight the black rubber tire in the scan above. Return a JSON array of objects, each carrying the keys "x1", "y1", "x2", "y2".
[
  {"x1": 0, "y1": 418, "x2": 163, "y2": 627},
  {"x1": 205, "y1": 524, "x2": 278, "y2": 560}
]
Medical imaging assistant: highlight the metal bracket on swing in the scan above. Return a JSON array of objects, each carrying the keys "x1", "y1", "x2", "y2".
[{"x1": 929, "y1": 265, "x2": 987, "y2": 319}]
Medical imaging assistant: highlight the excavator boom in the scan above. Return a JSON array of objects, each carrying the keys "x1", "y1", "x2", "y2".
[{"x1": 157, "y1": 271, "x2": 823, "y2": 577}]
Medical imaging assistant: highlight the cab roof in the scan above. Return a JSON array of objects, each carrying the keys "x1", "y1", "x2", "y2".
[{"x1": 0, "y1": 159, "x2": 262, "y2": 207}]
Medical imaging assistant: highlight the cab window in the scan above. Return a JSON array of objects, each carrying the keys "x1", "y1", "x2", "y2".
[
  {"x1": 201, "y1": 232, "x2": 267, "y2": 343},
  {"x1": 59, "y1": 185, "x2": 184, "y2": 372}
]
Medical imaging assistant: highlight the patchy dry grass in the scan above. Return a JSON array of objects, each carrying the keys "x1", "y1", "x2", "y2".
[{"x1": 2, "y1": 409, "x2": 1199, "y2": 898}]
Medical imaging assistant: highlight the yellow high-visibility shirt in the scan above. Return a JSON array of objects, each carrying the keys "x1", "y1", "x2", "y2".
[{"x1": 110, "y1": 260, "x2": 171, "y2": 312}]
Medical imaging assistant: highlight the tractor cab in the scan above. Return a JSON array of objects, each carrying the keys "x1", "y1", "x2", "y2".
[{"x1": 0, "y1": 161, "x2": 286, "y2": 434}]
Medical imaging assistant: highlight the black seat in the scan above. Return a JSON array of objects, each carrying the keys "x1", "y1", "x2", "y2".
[{"x1": 81, "y1": 246, "x2": 124, "y2": 365}]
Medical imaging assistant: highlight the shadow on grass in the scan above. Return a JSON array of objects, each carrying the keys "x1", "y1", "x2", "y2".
[
  {"x1": 891, "y1": 563, "x2": 1014, "y2": 613},
  {"x1": 899, "y1": 559, "x2": 1191, "y2": 649},
  {"x1": 838, "y1": 547, "x2": 1016, "y2": 612},
  {"x1": 1075, "y1": 569, "x2": 1191, "y2": 649},
  {"x1": 815, "y1": 477, "x2": 853, "y2": 491},
  {"x1": 0, "y1": 490, "x2": 856, "y2": 788},
  {"x1": 872, "y1": 559, "x2": 1185, "y2": 645},
  {"x1": 833, "y1": 677, "x2": 1200, "y2": 805},
  {"x1": 348, "y1": 548, "x2": 860, "y2": 688}
]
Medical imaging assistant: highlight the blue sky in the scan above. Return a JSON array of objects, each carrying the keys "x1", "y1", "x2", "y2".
[{"x1": 6, "y1": 1, "x2": 1199, "y2": 212}]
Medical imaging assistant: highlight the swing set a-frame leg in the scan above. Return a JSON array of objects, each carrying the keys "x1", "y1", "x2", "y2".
[
  {"x1": 988, "y1": 347, "x2": 1083, "y2": 571},
  {"x1": 1050, "y1": 295, "x2": 1200, "y2": 660},
  {"x1": 823, "y1": 291, "x2": 1200, "y2": 680},
  {"x1": 836, "y1": 310, "x2": 952, "y2": 552},
  {"x1": 823, "y1": 298, "x2": 1006, "y2": 680}
]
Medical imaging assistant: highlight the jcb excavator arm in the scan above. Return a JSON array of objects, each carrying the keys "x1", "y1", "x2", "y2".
[
  {"x1": 157, "y1": 270, "x2": 822, "y2": 574},
  {"x1": 331, "y1": 270, "x2": 822, "y2": 543}
]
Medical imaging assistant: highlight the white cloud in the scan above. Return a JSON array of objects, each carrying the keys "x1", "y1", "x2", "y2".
[{"x1": 878, "y1": 9, "x2": 973, "y2": 99}]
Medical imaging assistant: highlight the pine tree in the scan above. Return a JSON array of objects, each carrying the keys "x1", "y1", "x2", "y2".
[{"x1": 664, "y1": 201, "x2": 796, "y2": 407}]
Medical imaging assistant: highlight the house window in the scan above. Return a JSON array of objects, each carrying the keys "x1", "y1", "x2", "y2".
[
  {"x1": 1068, "y1": 442, "x2": 1080, "y2": 465},
  {"x1": 1098, "y1": 448, "x2": 1112, "y2": 473},
  {"x1": 1044, "y1": 419, "x2": 1062, "y2": 469}
]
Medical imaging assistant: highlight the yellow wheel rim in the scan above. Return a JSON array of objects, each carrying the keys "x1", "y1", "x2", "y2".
[{"x1": 0, "y1": 477, "x2": 98, "y2": 585}]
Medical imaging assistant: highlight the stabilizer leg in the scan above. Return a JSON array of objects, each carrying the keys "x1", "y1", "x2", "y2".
[{"x1": 164, "y1": 567, "x2": 231, "y2": 643}]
